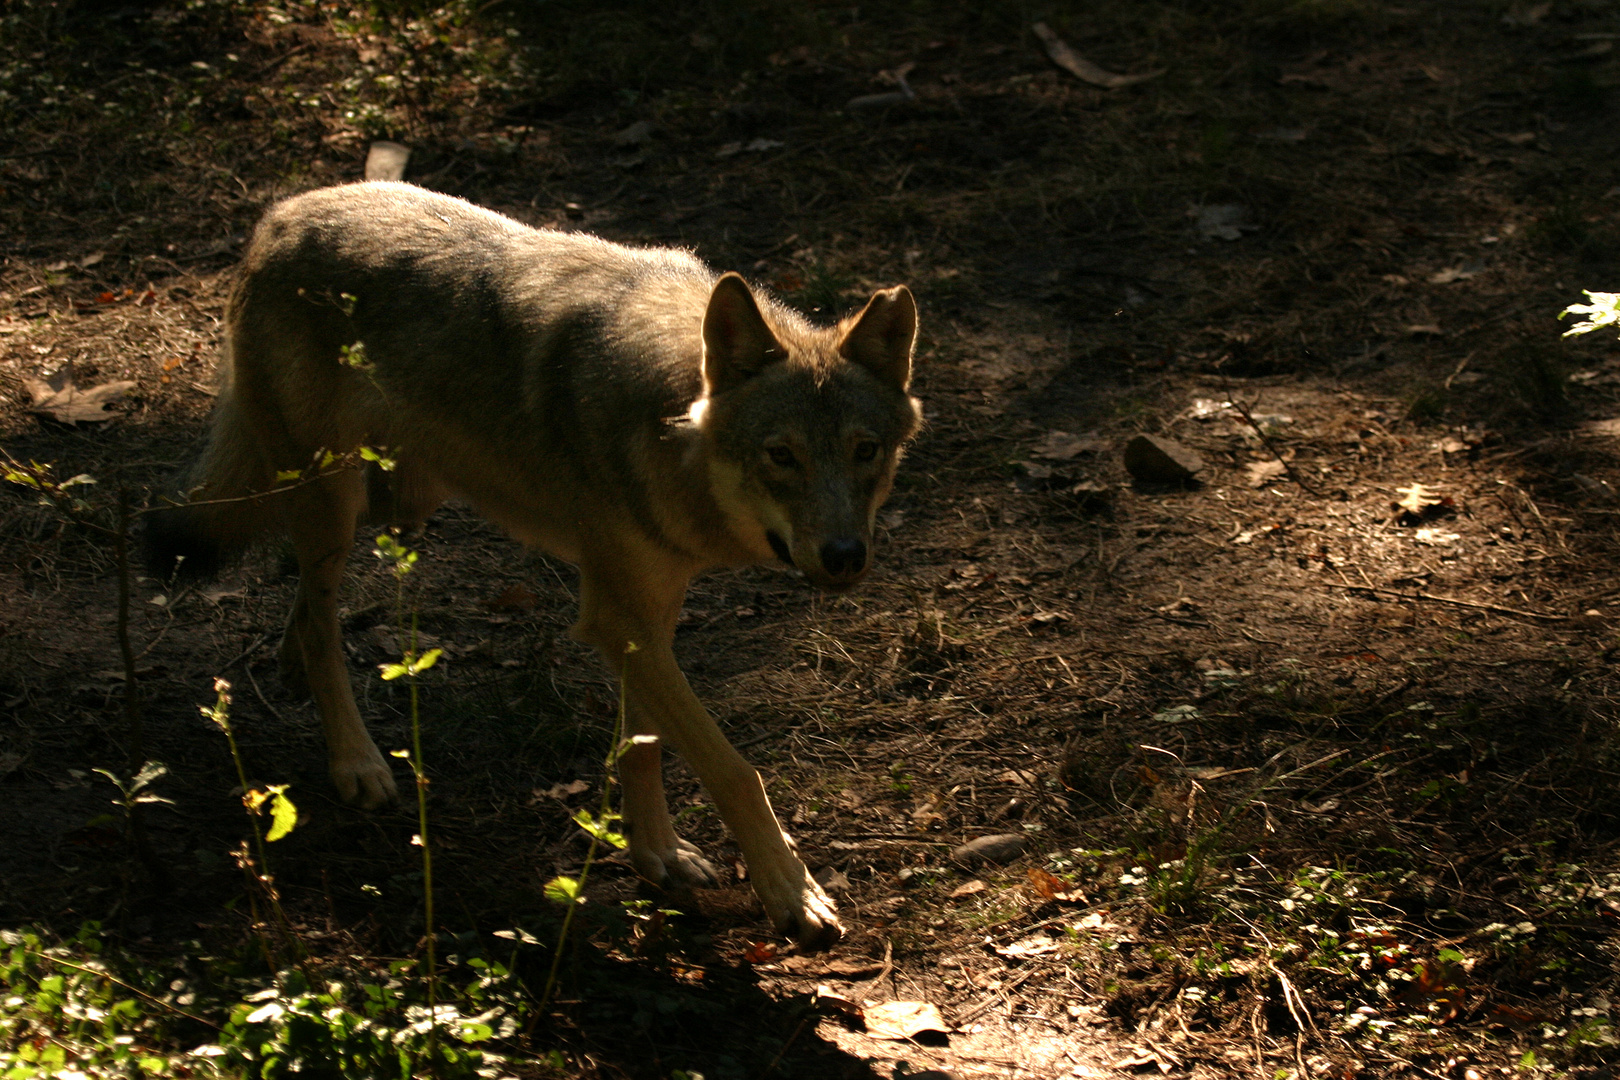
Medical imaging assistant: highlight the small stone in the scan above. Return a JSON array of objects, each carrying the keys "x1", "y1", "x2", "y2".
[
  {"x1": 1124, "y1": 434, "x2": 1203, "y2": 484},
  {"x1": 364, "y1": 141, "x2": 411, "y2": 182},
  {"x1": 951, "y1": 833, "x2": 1029, "y2": 866}
]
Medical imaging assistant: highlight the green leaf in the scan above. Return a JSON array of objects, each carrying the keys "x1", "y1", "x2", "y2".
[
  {"x1": 571, "y1": 808, "x2": 627, "y2": 849},
  {"x1": 265, "y1": 786, "x2": 298, "y2": 842},
  {"x1": 543, "y1": 876, "x2": 581, "y2": 904},
  {"x1": 274, "y1": 469, "x2": 302, "y2": 484},
  {"x1": 456, "y1": 1021, "x2": 494, "y2": 1043},
  {"x1": 379, "y1": 662, "x2": 408, "y2": 681},
  {"x1": 409, "y1": 648, "x2": 442, "y2": 675}
]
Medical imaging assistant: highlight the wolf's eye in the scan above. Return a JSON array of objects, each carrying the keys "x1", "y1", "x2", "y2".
[
  {"x1": 854, "y1": 441, "x2": 879, "y2": 463},
  {"x1": 767, "y1": 446, "x2": 798, "y2": 468}
]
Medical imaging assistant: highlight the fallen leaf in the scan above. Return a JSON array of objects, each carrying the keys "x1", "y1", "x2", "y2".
[
  {"x1": 814, "y1": 985, "x2": 862, "y2": 1017},
  {"x1": 742, "y1": 940, "x2": 778, "y2": 964},
  {"x1": 862, "y1": 1000, "x2": 950, "y2": 1040},
  {"x1": 1186, "y1": 398, "x2": 1231, "y2": 420},
  {"x1": 1032, "y1": 22, "x2": 1164, "y2": 89},
  {"x1": 1245, "y1": 459, "x2": 1288, "y2": 487},
  {"x1": 950, "y1": 879, "x2": 987, "y2": 899},
  {"x1": 1413, "y1": 528, "x2": 1460, "y2": 545},
  {"x1": 814, "y1": 865, "x2": 852, "y2": 894},
  {"x1": 1428, "y1": 266, "x2": 1478, "y2": 285},
  {"x1": 1405, "y1": 323, "x2": 1444, "y2": 336},
  {"x1": 910, "y1": 791, "x2": 947, "y2": 828},
  {"x1": 1027, "y1": 867, "x2": 1062, "y2": 902},
  {"x1": 1395, "y1": 482, "x2": 1443, "y2": 516},
  {"x1": 539, "y1": 779, "x2": 590, "y2": 801},
  {"x1": 1031, "y1": 430, "x2": 1105, "y2": 460},
  {"x1": 27, "y1": 378, "x2": 137, "y2": 424},
  {"x1": 995, "y1": 935, "x2": 1061, "y2": 960}
]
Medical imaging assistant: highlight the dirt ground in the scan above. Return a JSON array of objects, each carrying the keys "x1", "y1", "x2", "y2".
[{"x1": 4, "y1": 2, "x2": 1620, "y2": 1077}]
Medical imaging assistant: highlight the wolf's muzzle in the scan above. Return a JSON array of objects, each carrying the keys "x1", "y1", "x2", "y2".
[
  {"x1": 819, "y1": 537, "x2": 867, "y2": 580},
  {"x1": 766, "y1": 530, "x2": 795, "y2": 566}
]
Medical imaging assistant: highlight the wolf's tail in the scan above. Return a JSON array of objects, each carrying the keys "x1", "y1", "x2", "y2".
[{"x1": 143, "y1": 362, "x2": 282, "y2": 583}]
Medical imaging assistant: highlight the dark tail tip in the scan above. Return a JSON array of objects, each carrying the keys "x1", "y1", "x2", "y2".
[{"x1": 139, "y1": 504, "x2": 224, "y2": 584}]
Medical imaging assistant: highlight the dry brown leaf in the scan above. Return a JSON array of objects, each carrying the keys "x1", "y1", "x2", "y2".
[
  {"x1": 814, "y1": 984, "x2": 862, "y2": 1017},
  {"x1": 26, "y1": 378, "x2": 136, "y2": 424},
  {"x1": 539, "y1": 779, "x2": 589, "y2": 801},
  {"x1": 1031, "y1": 23, "x2": 1165, "y2": 89},
  {"x1": 1027, "y1": 866, "x2": 1062, "y2": 902},
  {"x1": 1244, "y1": 459, "x2": 1287, "y2": 488},
  {"x1": 862, "y1": 1000, "x2": 950, "y2": 1040},
  {"x1": 950, "y1": 879, "x2": 987, "y2": 899},
  {"x1": 1031, "y1": 430, "x2": 1105, "y2": 461}
]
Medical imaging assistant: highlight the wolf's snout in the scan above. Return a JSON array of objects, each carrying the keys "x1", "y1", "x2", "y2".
[{"x1": 819, "y1": 537, "x2": 868, "y2": 579}]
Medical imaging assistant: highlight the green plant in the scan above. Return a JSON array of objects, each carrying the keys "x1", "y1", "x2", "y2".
[
  {"x1": 539, "y1": 641, "x2": 642, "y2": 1007},
  {"x1": 208, "y1": 964, "x2": 515, "y2": 1080},
  {"x1": 0, "y1": 923, "x2": 214, "y2": 1078},
  {"x1": 202, "y1": 678, "x2": 304, "y2": 972},
  {"x1": 372, "y1": 529, "x2": 444, "y2": 1065}
]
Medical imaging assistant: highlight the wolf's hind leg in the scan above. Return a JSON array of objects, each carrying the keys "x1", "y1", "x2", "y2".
[
  {"x1": 619, "y1": 702, "x2": 719, "y2": 889},
  {"x1": 285, "y1": 473, "x2": 398, "y2": 809}
]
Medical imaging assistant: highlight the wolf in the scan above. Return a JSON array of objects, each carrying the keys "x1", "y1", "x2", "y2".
[{"x1": 145, "y1": 181, "x2": 921, "y2": 948}]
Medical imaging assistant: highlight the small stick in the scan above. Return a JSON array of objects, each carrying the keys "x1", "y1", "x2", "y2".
[
  {"x1": 1329, "y1": 582, "x2": 1569, "y2": 622},
  {"x1": 1220, "y1": 377, "x2": 1322, "y2": 494}
]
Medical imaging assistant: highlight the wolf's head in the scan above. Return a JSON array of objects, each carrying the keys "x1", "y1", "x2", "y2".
[{"x1": 693, "y1": 272, "x2": 922, "y2": 591}]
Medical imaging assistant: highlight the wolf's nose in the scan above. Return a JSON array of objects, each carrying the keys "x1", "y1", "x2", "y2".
[{"x1": 820, "y1": 538, "x2": 867, "y2": 578}]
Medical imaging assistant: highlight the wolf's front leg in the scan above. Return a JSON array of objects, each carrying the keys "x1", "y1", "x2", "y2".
[
  {"x1": 617, "y1": 715, "x2": 719, "y2": 889},
  {"x1": 619, "y1": 643, "x2": 842, "y2": 949}
]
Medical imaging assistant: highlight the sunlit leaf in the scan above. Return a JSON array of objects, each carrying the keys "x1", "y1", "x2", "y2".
[
  {"x1": 265, "y1": 785, "x2": 298, "y2": 842},
  {"x1": 543, "y1": 875, "x2": 581, "y2": 904}
]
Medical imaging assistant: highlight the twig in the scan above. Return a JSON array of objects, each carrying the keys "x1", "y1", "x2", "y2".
[
  {"x1": 1328, "y1": 582, "x2": 1569, "y2": 622},
  {"x1": 1219, "y1": 377, "x2": 1322, "y2": 494}
]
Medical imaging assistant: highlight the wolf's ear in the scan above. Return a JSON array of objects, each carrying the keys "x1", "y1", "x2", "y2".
[
  {"x1": 703, "y1": 273, "x2": 784, "y2": 395},
  {"x1": 839, "y1": 285, "x2": 917, "y2": 392}
]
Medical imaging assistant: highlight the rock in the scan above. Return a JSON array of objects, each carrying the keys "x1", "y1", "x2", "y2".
[
  {"x1": 364, "y1": 141, "x2": 411, "y2": 182},
  {"x1": 951, "y1": 833, "x2": 1029, "y2": 866},
  {"x1": 1124, "y1": 434, "x2": 1203, "y2": 484}
]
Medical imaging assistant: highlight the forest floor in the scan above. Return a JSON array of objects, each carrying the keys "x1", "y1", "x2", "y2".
[{"x1": 3, "y1": 2, "x2": 1620, "y2": 1078}]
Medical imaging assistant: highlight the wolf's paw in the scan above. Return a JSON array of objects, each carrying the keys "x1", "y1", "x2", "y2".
[
  {"x1": 631, "y1": 837, "x2": 720, "y2": 890},
  {"x1": 755, "y1": 863, "x2": 843, "y2": 951},
  {"x1": 331, "y1": 747, "x2": 398, "y2": 810}
]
